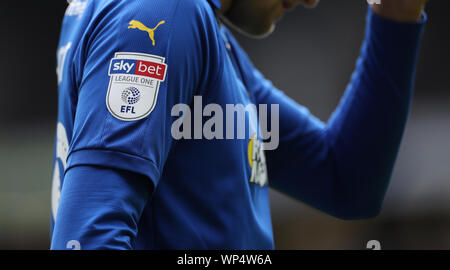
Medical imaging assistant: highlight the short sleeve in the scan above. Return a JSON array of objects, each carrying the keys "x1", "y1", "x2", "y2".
[{"x1": 66, "y1": 0, "x2": 221, "y2": 188}]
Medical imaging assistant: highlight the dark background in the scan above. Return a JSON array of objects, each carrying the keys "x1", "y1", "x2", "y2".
[{"x1": 0, "y1": 0, "x2": 449, "y2": 249}]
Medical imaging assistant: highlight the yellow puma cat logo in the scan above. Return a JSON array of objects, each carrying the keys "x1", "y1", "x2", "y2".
[{"x1": 128, "y1": 20, "x2": 166, "y2": 46}]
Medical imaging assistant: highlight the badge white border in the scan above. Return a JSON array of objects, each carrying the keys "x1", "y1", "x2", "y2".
[{"x1": 106, "y1": 52, "x2": 167, "y2": 121}]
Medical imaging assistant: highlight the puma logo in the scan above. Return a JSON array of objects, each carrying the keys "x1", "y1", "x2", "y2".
[{"x1": 128, "y1": 20, "x2": 166, "y2": 46}]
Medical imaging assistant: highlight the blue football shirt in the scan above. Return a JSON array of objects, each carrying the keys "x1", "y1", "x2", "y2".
[
  {"x1": 52, "y1": 0, "x2": 273, "y2": 249},
  {"x1": 51, "y1": 0, "x2": 426, "y2": 249}
]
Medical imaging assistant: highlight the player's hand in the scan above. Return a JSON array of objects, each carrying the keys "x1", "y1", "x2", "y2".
[{"x1": 370, "y1": 0, "x2": 428, "y2": 22}]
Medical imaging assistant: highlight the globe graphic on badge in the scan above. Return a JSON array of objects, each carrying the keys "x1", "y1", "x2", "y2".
[{"x1": 121, "y1": 87, "x2": 141, "y2": 105}]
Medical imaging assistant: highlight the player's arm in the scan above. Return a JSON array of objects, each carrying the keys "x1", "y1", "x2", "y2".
[
  {"x1": 250, "y1": 6, "x2": 426, "y2": 219},
  {"x1": 51, "y1": 166, "x2": 150, "y2": 249},
  {"x1": 51, "y1": 0, "x2": 220, "y2": 249}
]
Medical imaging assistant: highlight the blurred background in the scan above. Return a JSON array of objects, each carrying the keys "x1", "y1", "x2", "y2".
[{"x1": 0, "y1": 0, "x2": 449, "y2": 249}]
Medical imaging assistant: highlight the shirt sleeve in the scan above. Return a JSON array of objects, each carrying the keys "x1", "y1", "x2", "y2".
[
  {"x1": 249, "y1": 9, "x2": 426, "y2": 219},
  {"x1": 65, "y1": 0, "x2": 221, "y2": 189},
  {"x1": 51, "y1": 165, "x2": 151, "y2": 250},
  {"x1": 50, "y1": 0, "x2": 223, "y2": 249}
]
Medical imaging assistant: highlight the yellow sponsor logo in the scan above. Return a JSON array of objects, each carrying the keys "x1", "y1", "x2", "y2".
[
  {"x1": 248, "y1": 134, "x2": 257, "y2": 168},
  {"x1": 248, "y1": 134, "x2": 268, "y2": 187},
  {"x1": 128, "y1": 20, "x2": 166, "y2": 46}
]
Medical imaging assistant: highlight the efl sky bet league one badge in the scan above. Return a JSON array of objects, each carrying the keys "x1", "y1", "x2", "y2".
[{"x1": 106, "y1": 52, "x2": 167, "y2": 121}]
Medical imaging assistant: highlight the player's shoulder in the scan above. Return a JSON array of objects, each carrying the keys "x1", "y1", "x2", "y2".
[
  {"x1": 86, "y1": 0, "x2": 218, "y2": 41},
  {"x1": 95, "y1": 0, "x2": 215, "y2": 20},
  {"x1": 76, "y1": 0, "x2": 219, "y2": 50}
]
